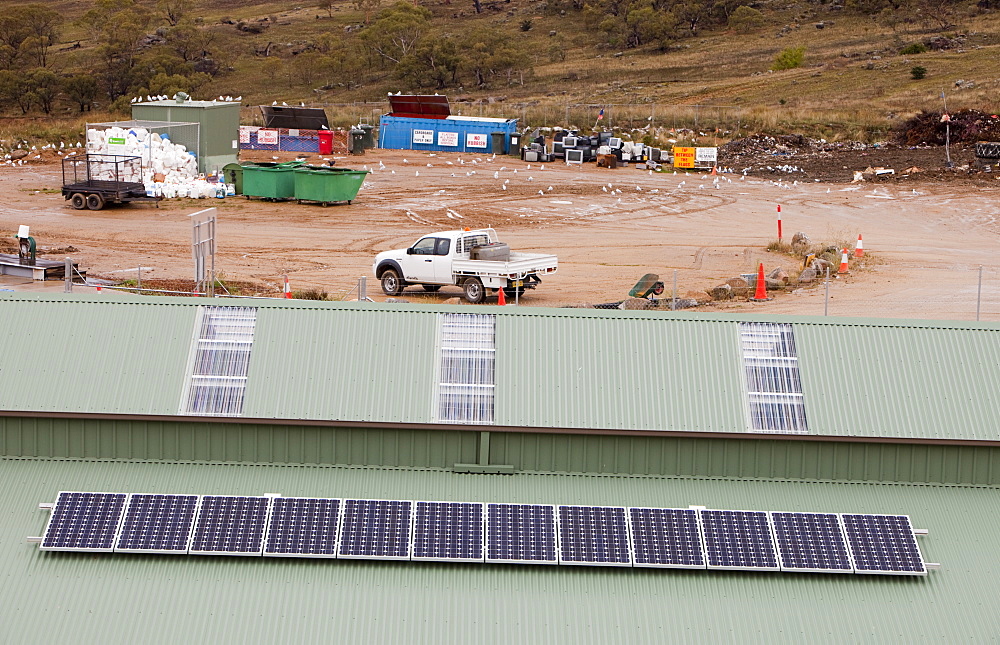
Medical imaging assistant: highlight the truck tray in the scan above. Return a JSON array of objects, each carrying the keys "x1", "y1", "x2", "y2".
[{"x1": 470, "y1": 243, "x2": 510, "y2": 262}]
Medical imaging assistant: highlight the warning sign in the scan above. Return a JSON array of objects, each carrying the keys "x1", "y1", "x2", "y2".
[
  {"x1": 257, "y1": 129, "x2": 278, "y2": 145},
  {"x1": 466, "y1": 133, "x2": 488, "y2": 149},
  {"x1": 438, "y1": 131, "x2": 459, "y2": 147},
  {"x1": 239, "y1": 127, "x2": 251, "y2": 144},
  {"x1": 412, "y1": 129, "x2": 434, "y2": 145},
  {"x1": 673, "y1": 146, "x2": 696, "y2": 168}
]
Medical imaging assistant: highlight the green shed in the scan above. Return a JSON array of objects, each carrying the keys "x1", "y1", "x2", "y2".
[{"x1": 132, "y1": 97, "x2": 240, "y2": 173}]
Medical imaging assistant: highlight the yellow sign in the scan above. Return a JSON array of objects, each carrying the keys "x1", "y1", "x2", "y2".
[{"x1": 673, "y1": 146, "x2": 696, "y2": 168}]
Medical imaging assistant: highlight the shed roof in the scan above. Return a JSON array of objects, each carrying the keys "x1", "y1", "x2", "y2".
[
  {"x1": 4, "y1": 456, "x2": 998, "y2": 644},
  {"x1": 1, "y1": 293, "x2": 999, "y2": 443}
]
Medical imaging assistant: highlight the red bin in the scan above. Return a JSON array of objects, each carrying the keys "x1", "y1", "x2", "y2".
[{"x1": 318, "y1": 130, "x2": 333, "y2": 155}]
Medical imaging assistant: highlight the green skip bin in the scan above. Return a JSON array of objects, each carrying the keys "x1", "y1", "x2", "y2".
[
  {"x1": 293, "y1": 166, "x2": 370, "y2": 206},
  {"x1": 241, "y1": 161, "x2": 304, "y2": 200}
]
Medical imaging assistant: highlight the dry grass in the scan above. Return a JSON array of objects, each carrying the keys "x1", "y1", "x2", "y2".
[{"x1": 9, "y1": 0, "x2": 1000, "y2": 141}]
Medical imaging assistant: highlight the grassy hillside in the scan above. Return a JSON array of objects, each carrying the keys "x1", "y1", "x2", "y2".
[{"x1": 5, "y1": 0, "x2": 1000, "y2": 142}]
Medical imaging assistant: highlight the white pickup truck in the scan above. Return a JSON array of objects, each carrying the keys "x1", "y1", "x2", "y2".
[{"x1": 372, "y1": 228, "x2": 558, "y2": 303}]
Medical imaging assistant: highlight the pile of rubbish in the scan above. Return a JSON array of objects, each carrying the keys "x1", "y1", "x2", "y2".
[
  {"x1": 893, "y1": 109, "x2": 1000, "y2": 146},
  {"x1": 87, "y1": 126, "x2": 232, "y2": 199}
]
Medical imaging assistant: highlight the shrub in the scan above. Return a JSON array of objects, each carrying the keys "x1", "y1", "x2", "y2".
[
  {"x1": 772, "y1": 46, "x2": 805, "y2": 71},
  {"x1": 729, "y1": 6, "x2": 765, "y2": 33},
  {"x1": 911, "y1": 66, "x2": 927, "y2": 80},
  {"x1": 900, "y1": 42, "x2": 927, "y2": 55}
]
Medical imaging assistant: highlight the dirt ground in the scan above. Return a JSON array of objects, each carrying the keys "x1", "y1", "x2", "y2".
[{"x1": 1, "y1": 144, "x2": 998, "y2": 321}]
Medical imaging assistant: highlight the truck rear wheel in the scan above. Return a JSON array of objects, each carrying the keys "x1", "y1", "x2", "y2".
[
  {"x1": 70, "y1": 193, "x2": 87, "y2": 210},
  {"x1": 463, "y1": 277, "x2": 485, "y2": 303},
  {"x1": 85, "y1": 193, "x2": 105, "y2": 210},
  {"x1": 380, "y1": 268, "x2": 404, "y2": 296}
]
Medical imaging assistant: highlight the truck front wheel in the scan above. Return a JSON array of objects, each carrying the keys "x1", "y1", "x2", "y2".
[
  {"x1": 380, "y1": 268, "x2": 404, "y2": 296},
  {"x1": 463, "y1": 277, "x2": 485, "y2": 303}
]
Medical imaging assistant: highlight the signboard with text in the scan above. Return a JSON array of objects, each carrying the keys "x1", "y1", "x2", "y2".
[
  {"x1": 412, "y1": 129, "x2": 434, "y2": 145},
  {"x1": 466, "y1": 133, "x2": 488, "y2": 149},
  {"x1": 438, "y1": 131, "x2": 459, "y2": 147},
  {"x1": 673, "y1": 146, "x2": 696, "y2": 168},
  {"x1": 257, "y1": 129, "x2": 278, "y2": 145},
  {"x1": 696, "y1": 147, "x2": 718, "y2": 163}
]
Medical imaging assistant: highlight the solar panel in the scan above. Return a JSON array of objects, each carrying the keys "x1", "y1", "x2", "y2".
[
  {"x1": 264, "y1": 497, "x2": 342, "y2": 558},
  {"x1": 338, "y1": 499, "x2": 413, "y2": 560},
  {"x1": 485, "y1": 503, "x2": 558, "y2": 564},
  {"x1": 188, "y1": 495, "x2": 271, "y2": 556},
  {"x1": 115, "y1": 494, "x2": 200, "y2": 554},
  {"x1": 629, "y1": 507, "x2": 706, "y2": 569},
  {"x1": 41, "y1": 492, "x2": 127, "y2": 552},
  {"x1": 700, "y1": 509, "x2": 780, "y2": 571},
  {"x1": 557, "y1": 506, "x2": 631, "y2": 566},
  {"x1": 411, "y1": 501, "x2": 484, "y2": 562},
  {"x1": 841, "y1": 514, "x2": 926, "y2": 576},
  {"x1": 770, "y1": 512, "x2": 853, "y2": 573}
]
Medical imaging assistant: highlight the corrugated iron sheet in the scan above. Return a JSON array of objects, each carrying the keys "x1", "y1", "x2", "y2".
[
  {"x1": 0, "y1": 298, "x2": 194, "y2": 414},
  {"x1": 1, "y1": 295, "x2": 1000, "y2": 443},
  {"x1": 4, "y1": 457, "x2": 999, "y2": 643}
]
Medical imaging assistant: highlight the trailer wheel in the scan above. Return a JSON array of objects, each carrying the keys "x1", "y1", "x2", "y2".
[
  {"x1": 70, "y1": 193, "x2": 87, "y2": 210},
  {"x1": 85, "y1": 193, "x2": 105, "y2": 210},
  {"x1": 463, "y1": 277, "x2": 485, "y2": 304},
  {"x1": 380, "y1": 268, "x2": 404, "y2": 296},
  {"x1": 422, "y1": 284, "x2": 442, "y2": 292}
]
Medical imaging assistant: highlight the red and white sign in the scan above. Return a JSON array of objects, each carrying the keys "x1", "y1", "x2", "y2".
[
  {"x1": 257, "y1": 129, "x2": 278, "y2": 145},
  {"x1": 238, "y1": 127, "x2": 252, "y2": 144},
  {"x1": 466, "y1": 133, "x2": 488, "y2": 149},
  {"x1": 438, "y1": 131, "x2": 459, "y2": 147}
]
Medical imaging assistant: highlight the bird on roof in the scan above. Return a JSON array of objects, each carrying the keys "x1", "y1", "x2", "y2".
[
  {"x1": 282, "y1": 101, "x2": 288, "y2": 106},
  {"x1": 272, "y1": 100, "x2": 277, "y2": 106}
]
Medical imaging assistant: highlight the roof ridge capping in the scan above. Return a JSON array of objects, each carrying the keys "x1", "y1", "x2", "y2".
[{"x1": 0, "y1": 292, "x2": 998, "y2": 330}]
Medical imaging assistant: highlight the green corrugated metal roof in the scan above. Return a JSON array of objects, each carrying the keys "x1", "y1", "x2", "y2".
[
  {"x1": 0, "y1": 299, "x2": 194, "y2": 414},
  {"x1": 1, "y1": 293, "x2": 999, "y2": 442},
  {"x1": 4, "y1": 456, "x2": 999, "y2": 643},
  {"x1": 243, "y1": 307, "x2": 438, "y2": 422}
]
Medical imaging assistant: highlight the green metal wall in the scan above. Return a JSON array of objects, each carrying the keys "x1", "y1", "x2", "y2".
[
  {"x1": 2, "y1": 416, "x2": 999, "y2": 485},
  {"x1": 132, "y1": 101, "x2": 239, "y2": 172}
]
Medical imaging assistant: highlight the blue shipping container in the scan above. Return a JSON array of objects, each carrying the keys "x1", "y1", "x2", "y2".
[{"x1": 378, "y1": 115, "x2": 518, "y2": 153}]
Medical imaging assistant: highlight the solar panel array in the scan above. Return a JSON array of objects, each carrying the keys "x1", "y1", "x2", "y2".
[{"x1": 35, "y1": 492, "x2": 930, "y2": 577}]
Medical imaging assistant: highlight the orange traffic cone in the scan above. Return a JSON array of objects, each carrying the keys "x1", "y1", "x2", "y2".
[
  {"x1": 750, "y1": 263, "x2": 770, "y2": 301},
  {"x1": 838, "y1": 249, "x2": 849, "y2": 274},
  {"x1": 854, "y1": 234, "x2": 864, "y2": 258},
  {"x1": 497, "y1": 286, "x2": 507, "y2": 306},
  {"x1": 284, "y1": 275, "x2": 292, "y2": 298},
  {"x1": 96, "y1": 284, "x2": 102, "y2": 293},
  {"x1": 710, "y1": 165, "x2": 718, "y2": 176}
]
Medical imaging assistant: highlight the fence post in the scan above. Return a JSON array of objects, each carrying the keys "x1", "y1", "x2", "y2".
[
  {"x1": 64, "y1": 258, "x2": 72, "y2": 293},
  {"x1": 672, "y1": 270, "x2": 677, "y2": 311},
  {"x1": 977, "y1": 265, "x2": 983, "y2": 321},
  {"x1": 359, "y1": 276, "x2": 367, "y2": 302},
  {"x1": 824, "y1": 268, "x2": 830, "y2": 316}
]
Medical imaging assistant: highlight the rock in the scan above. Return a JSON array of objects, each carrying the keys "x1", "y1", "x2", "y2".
[
  {"x1": 442, "y1": 297, "x2": 463, "y2": 305},
  {"x1": 815, "y1": 22, "x2": 825, "y2": 28},
  {"x1": 560, "y1": 302, "x2": 594, "y2": 308},
  {"x1": 791, "y1": 231, "x2": 810, "y2": 250},
  {"x1": 811, "y1": 258, "x2": 833, "y2": 273},
  {"x1": 766, "y1": 279, "x2": 784, "y2": 291},
  {"x1": 797, "y1": 267, "x2": 817, "y2": 283},
  {"x1": 684, "y1": 290, "x2": 712, "y2": 305},
  {"x1": 767, "y1": 267, "x2": 790, "y2": 284},
  {"x1": 622, "y1": 297, "x2": 653, "y2": 310},
  {"x1": 708, "y1": 284, "x2": 734, "y2": 300},
  {"x1": 385, "y1": 298, "x2": 410, "y2": 304},
  {"x1": 725, "y1": 276, "x2": 751, "y2": 297},
  {"x1": 670, "y1": 298, "x2": 700, "y2": 310},
  {"x1": 11, "y1": 149, "x2": 28, "y2": 160}
]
